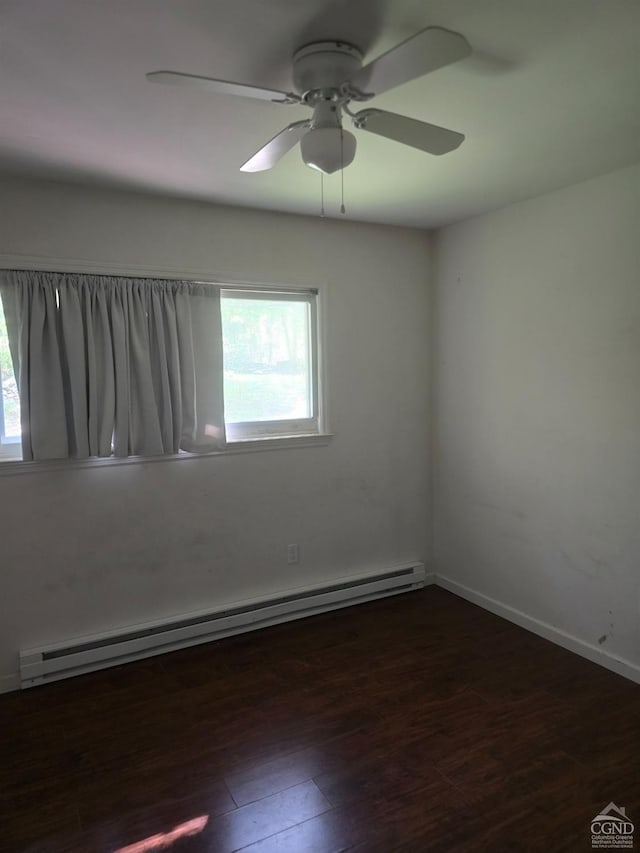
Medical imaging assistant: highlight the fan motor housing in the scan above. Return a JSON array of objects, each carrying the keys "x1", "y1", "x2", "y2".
[{"x1": 292, "y1": 41, "x2": 363, "y2": 96}]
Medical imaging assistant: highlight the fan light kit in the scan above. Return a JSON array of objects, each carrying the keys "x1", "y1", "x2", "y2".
[
  {"x1": 146, "y1": 26, "x2": 472, "y2": 175},
  {"x1": 300, "y1": 126, "x2": 356, "y2": 174}
]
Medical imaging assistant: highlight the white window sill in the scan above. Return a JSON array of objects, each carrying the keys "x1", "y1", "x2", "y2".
[
  {"x1": 0, "y1": 433, "x2": 333, "y2": 477},
  {"x1": 225, "y1": 433, "x2": 332, "y2": 450}
]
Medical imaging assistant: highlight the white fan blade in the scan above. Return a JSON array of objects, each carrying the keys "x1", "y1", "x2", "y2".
[
  {"x1": 240, "y1": 121, "x2": 311, "y2": 172},
  {"x1": 356, "y1": 26, "x2": 471, "y2": 94},
  {"x1": 146, "y1": 71, "x2": 299, "y2": 103},
  {"x1": 354, "y1": 109, "x2": 464, "y2": 155}
]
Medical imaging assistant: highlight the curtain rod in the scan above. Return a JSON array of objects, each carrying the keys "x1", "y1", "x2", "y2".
[{"x1": 0, "y1": 255, "x2": 321, "y2": 293}]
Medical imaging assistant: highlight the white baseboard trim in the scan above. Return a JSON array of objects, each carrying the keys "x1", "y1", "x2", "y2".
[{"x1": 436, "y1": 575, "x2": 640, "y2": 685}]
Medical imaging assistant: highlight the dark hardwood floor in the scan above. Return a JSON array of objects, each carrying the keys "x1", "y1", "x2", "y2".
[{"x1": 1, "y1": 587, "x2": 639, "y2": 852}]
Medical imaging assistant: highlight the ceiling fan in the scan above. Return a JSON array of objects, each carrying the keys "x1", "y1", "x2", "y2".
[{"x1": 147, "y1": 26, "x2": 471, "y2": 175}]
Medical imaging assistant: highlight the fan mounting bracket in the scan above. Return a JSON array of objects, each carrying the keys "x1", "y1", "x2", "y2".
[{"x1": 292, "y1": 40, "x2": 363, "y2": 96}]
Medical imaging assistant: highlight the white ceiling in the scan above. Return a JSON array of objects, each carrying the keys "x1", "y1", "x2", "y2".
[{"x1": 1, "y1": 0, "x2": 639, "y2": 228}]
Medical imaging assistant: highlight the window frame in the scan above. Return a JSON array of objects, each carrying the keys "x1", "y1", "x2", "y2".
[
  {"x1": 220, "y1": 284, "x2": 323, "y2": 443},
  {"x1": 0, "y1": 298, "x2": 20, "y2": 456},
  {"x1": 0, "y1": 259, "x2": 331, "y2": 472},
  {"x1": 0, "y1": 402, "x2": 21, "y2": 460},
  {"x1": 0, "y1": 403, "x2": 22, "y2": 461}
]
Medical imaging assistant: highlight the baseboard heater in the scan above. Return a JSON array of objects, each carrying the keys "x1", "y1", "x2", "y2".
[{"x1": 19, "y1": 562, "x2": 426, "y2": 689}]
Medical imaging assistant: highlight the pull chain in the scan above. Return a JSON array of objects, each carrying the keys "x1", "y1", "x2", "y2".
[
  {"x1": 320, "y1": 171, "x2": 325, "y2": 217},
  {"x1": 340, "y1": 130, "x2": 346, "y2": 215}
]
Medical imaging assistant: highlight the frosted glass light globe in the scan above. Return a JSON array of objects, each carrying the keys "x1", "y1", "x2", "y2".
[{"x1": 300, "y1": 127, "x2": 357, "y2": 174}]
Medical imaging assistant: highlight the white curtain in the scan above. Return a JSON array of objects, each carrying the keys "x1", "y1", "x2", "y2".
[{"x1": 0, "y1": 270, "x2": 226, "y2": 460}]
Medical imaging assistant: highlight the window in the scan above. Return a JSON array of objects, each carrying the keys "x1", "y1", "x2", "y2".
[
  {"x1": 221, "y1": 287, "x2": 321, "y2": 441},
  {"x1": 0, "y1": 298, "x2": 20, "y2": 460},
  {"x1": 0, "y1": 277, "x2": 325, "y2": 464}
]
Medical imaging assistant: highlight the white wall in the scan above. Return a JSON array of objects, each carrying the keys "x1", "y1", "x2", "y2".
[
  {"x1": 432, "y1": 163, "x2": 640, "y2": 672},
  {"x1": 0, "y1": 177, "x2": 431, "y2": 689}
]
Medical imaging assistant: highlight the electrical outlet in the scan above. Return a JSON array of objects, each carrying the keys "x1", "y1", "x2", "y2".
[{"x1": 287, "y1": 544, "x2": 299, "y2": 564}]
